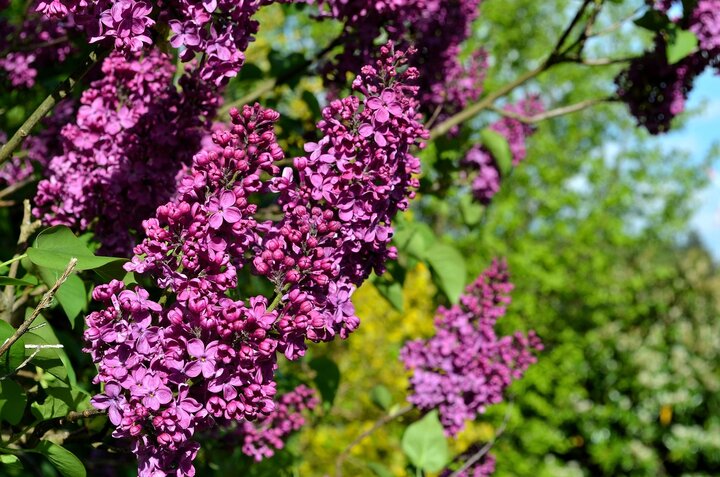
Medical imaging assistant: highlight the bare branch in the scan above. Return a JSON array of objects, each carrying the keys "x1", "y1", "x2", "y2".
[
  {"x1": 489, "y1": 96, "x2": 617, "y2": 124},
  {"x1": 448, "y1": 405, "x2": 513, "y2": 477}
]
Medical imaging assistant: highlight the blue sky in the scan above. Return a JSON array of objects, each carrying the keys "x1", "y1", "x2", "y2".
[{"x1": 654, "y1": 71, "x2": 720, "y2": 257}]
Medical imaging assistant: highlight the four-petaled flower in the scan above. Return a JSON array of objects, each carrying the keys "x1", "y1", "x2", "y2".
[
  {"x1": 207, "y1": 190, "x2": 242, "y2": 229},
  {"x1": 185, "y1": 339, "x2": 219, "y2": 378}
]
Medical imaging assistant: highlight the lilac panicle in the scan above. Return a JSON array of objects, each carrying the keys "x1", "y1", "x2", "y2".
[
  {"x1": 84, "y1": 43, "x2": 425, "y2": 476},
  {"x1": 400, "y1": 259, "x2": 542, "y2": 436}
]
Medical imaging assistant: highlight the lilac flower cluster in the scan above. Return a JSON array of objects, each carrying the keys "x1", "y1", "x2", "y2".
[
  {"x1": 34, "y1": 49, "x2": 219, "y2": 255},
  {"x1": 312, "y1": 0, "x2": 486, "y2": 122},
  {"x1": 236, "y1": 384, "x2": 318, "y2": 461},
  {"x1": 617, "y1": 0, "x2": 720, "y2": 134},
  {"x1": 400, "y1": 259, "x2": 542, "y2": 436},
  {"x1": 462, "y1": 97, "x2": 543, "y2": 205},
  {"x1": 84, "y1": 44, "x2": 425, "y2": 476},
  {"x1": 33, "y1": 0, "x2": 278, "y2": 85},
  {"x1": 441, "y1": 450, "x2": 496, "y2": 477},
  {"x1": 0, "y1": 6, "x2": 74, "y2": 88},
  {"x1": 0, "y1": 101, "x2": 76, "y2": 188}
]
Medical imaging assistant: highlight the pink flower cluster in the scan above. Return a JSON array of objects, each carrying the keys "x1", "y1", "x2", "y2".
[
  {"x1": 236, "y1": 384, "x2": 318, "y2": 461},
  {"x1": 33, "y1": 0, "x2": 279, "y2": 84},
  {"x1": 84, "y1": 44, "x2": 425, "y2": 476},
  {"x1": 312, "y1": 0, "x2": 486, "y2": 123},
  {"x1": 0, "y1": 5, "x2": 74, "y2": 88},
  {"x1": 34, "y1": 49, "x2": 219, "y2": 255},
  {"x1": 617, "y1": 0, "x2": 720, "y2": 134},
  {"x1": 400, "y1": 259, "x2": 542, "y2": 436},
  {"x1": 462, "y1": 97, "x2": 544, "y2": 205}
]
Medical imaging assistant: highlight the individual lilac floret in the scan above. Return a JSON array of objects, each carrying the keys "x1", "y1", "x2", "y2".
[
  {"x1": 462, "y1": 147, "x2": 500, "y2": 205},
  {"x1": 236, "y1": 385, "x2": 318, "y2": 461},
  {"x1": 400, "y1": 259, "x2": 542, "y2": 436},
  {"x1": 34, "y1": 49, "x2": 219, "y2": 255},
  {"x1": 441, "y1": 449, "x2": 496, "y2": 477}
]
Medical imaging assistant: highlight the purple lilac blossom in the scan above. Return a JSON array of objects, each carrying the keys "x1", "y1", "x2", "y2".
[
  {"x1": 462, "y1": 97, "x2": 543, "y2": 205},
  {"x1": 85, "y1": 44, "x2": 425, "y2": 476},
  {"x1": 236, "y1": 385, "x2": 318, "y2": 461},
  {"x1": 311, "y1": 0, "x2": 487, "y2": 124},
  {"x1": 34, "y1": 49, "x2": 219, "y2": 255},
  {"x1": 400, "y1": 259, "x2": 542, "y2": 436},
  {"x1": 441, "y1": 449, "x2": 496, "y2": 477},
  {"x1": 617, "y1": 1, "x2": 720, "y2": 134},
  {"x1": 33, "y1": 0, "x2": 282, "y2": 85}
]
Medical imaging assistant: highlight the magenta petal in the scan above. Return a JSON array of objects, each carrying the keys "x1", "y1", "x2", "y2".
[
  {"x1": 366, "y1": 97, "x2": 383, "y2": 110},
  {"x1": 187, "y1": 338, "x2": 205, "y2": 358},
  {"x1": 219, "y1": 190, "x2": 236, "y2": 208},
  {"x1": 374, "y1": 108, "x2": 390, "y2": 124},
  {"x1": 184, "y1": 361, "x2": 202, "y2": 378},
  {"x1": 381, "y1": 89, "x2": 395, "y2": 102},
  {"x1": 155, "y1": 388, "x2": 173, "y2": 404},
  {"x1": 374, "y1": 131, "x2": 387, "y2": 147},
  {"x1": 208, "y1": 213, "x2": 223, "y2": 229},
  {"x1": 108, "y1": 407, "x2": 122, "y2": 425},
  {"x1": 358, "y1": 123, "x2": 374, "y2": 138},
  {"x1": 223, "y1": 207, "x2": 242, "y2": 224},
  {"x1": 388, "y1": 102, "x2": 403, "y2": 117}
]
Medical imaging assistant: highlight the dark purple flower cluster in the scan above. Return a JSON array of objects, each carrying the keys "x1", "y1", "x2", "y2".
[
  {"x1": 0, "y1": 100, "x2": 75, "y2": 187},
  {"x1": 312, "y1": 0, "x2": 486, "y2": 122},
  {"x1": 441, "y1": 449, "x2": 496, "y2": 477},
  {"x1": 400, "y1": 259, "x2": 542, "y2": 436},
  {"x1": 462, "y1": 97, "x2": 543, "y2": 205},
  {"x1": 34, "y1": 49, "x2": 219, "y2": 255},
  {"x1": 236, "y1": 384, "x2": 318, "y2": 461},
  {"x1": 84, "y1": 44, "x2": 425, "y2": 476},
  {"x1": 33, "y1": 0, "x2": 278, "y2": 85},
  {"x1": 617, "y1": 0, "x2": 720, "y2": 134},
  {"x1": 0, "y1": 5, "x2": 74, "y2": 88}
]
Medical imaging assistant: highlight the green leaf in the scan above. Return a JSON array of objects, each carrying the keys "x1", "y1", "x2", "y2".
[
  {"x1": 0, "y1": 379, "x2": 27, "y2": 425},
  {"x1": 36, "y1": 268, "x2": 87, "y2": 322},
  {"x1": 309, "y1": 357, "x2": 340, "y2": 407},
  {"x1": 0, "y1": 277, "x2": 35, "y2": 287},
  {"x1": 480, "y1": 128, "x2": 513, "y2": 177},
  {"x1": 370, "y1": 385, "x2": 393, "y2": 411},
  {"x1": 633, "y1": 10, "x2": 670, "y2": 32},
  {"x1": 28, "y1": 226, "x2": 125, "y2": 271},
  {"x1": 29, "y1": 441, "x2": 86, "y2": 477},
  {"x1": 401, "y1": 410, "x2": 449, "y2": 472},
  {"x1": 459, "y1": 194, "x2": 485, "y2": 226},
  {"x1": 667, "y1": 29, "x2": 698, "y2": 65},
  {"x1": 425, "y1": 243, "x2": 467, "y2": 303},
  {"x1": 0, "y1": 454, "x2": 23, "y2": 472},
  {"x1": 373, "y1": 278, "x2": 404, "y2": 312},
  {"x1": 0, "y1": 321, "x2": 26, "y2": 376},
  {"x1": 366, "y1": 462, "x2": 394, "y2": 477},
  {"x1": 393, "y1": 222, "x2": 436, "y2": 260}
]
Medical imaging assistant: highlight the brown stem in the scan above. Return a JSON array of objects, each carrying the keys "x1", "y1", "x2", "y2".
[
  {"x1": 0, "y1": 258, "x2": 77, "y2": 357},
  {"x1": 448, "y1": 404, "x2": 513, "y2": 477},
  {"x1": 0, "y1": 49, "x2": 105, "y2": 166},
  {"x1": 335, "y1": 405, "x2": 413, "y2": 477},
  {"x1": 1, "y1": 200, "x2": 42, "y2": 323},
  {"x1": 489, "y1": 96, "x2": 617, "y2": 124},
  {"x1": 25, "y1": 408, "x2": 106, "y2": 448}
]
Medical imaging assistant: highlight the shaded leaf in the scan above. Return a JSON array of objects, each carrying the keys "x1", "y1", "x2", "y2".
[
  {"x1": 480, "y1": 128, "x2": 513, "y2": 177},
  {"x1": 401, "y1": 410, "x2": 449, "y2": 472},
  {"x1": 0, "y1": 379, "x2": 26, "y2": 425},
  {"x1": 309, "y1": 357, "x2": 340, "y2": 407},
  {"x1": 29, "y1": 441, "x2": 86, "y2": 477},
  {"x1": 425, "y1": 243, "x2": 467, "y2": 303}
]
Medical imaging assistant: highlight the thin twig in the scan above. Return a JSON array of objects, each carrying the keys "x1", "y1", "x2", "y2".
[
  {"x1": 335, "y1": 405, "x2": 413, "y2": 477},
  {"x1": 0, "y1": 258, "x2": 77, "y2": 358},
  {"x1": 0, "y1": 49, "x2": 105, "y2": 166},
  {"x1": 0, "y1": 344, "x2": 63, "y2": 380},
  {"x1": 586, "y1": 5, "x2": 645, "y2": 38},
  {"x1": 549, "y1": 0, "x2": 594, "y2": 63},
  {"x1": 489, "y1": 96, "x2": 616, "y2": 124},
  {"x1": 448, "y1": 405, "x2": 513, "y2": 477},
  {"x1": 1, "y1": 200, "x2": 41, "y2": 323},
  {"x1": 0, "y1": 177, "x2": 36, "y2": 200},
  {"x1": 25, "y1": 408, "x2": 106, "y2": 448}
]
